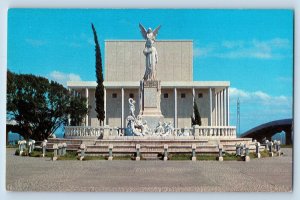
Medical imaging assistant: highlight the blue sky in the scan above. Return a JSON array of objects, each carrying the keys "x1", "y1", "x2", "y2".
[{"x1": 8, "y1": 9, "x2": 293, "y2": 134}]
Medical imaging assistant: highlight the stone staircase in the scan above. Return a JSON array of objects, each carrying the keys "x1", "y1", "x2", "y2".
[{"x1": 47, "y1": 137, "x2": 255, "y2": 159}]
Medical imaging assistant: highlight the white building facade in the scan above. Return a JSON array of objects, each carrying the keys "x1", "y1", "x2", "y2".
[{"x1": 68, "y1": 40, "x2": 231, "y2": 130}]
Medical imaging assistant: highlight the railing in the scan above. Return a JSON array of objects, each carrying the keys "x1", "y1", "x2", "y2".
[
  {"x1": 64, "y1": 126, "x2": 236, "y2": 139},
  {"x1": 193, "y1": 126, "x2": 236, "y2": 138},
  {"x1": 65, "y1": 126, "x2": 104, "y2": 138}
]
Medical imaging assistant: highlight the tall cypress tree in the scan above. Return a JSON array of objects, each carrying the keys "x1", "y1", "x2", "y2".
[
  {"x1": 191, "y1": 100, "x2": 201, "y2": 126},
  {"x1": 92, "y1": 23, "x2": 105, "y2": 125}
]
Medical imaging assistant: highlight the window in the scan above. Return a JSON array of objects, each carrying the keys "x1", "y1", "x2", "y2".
[
  {"x1": 181, "y1": 93, "x2": 186, "y2": 98},
  {"x1": 112, "y1": 93, "x2": 117, "y2": 98},
  {"x1": 129, "y1": 93, "x2": 134, "y2": 98},
  {"x1": 198, "y1": 93, "x2": 203, "y2": 98},
  {"x1": 164, "y1": 93, "x2": 168, "y2": 98}
]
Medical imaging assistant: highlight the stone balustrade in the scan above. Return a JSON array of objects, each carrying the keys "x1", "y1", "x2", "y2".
[
  {"x1": 193, "y1": 126, "x2": 236, "y2": 138},
  {"x1": 65, "y1": 125, "x2": 236, "y2": 139},
  {"x1": 65, "y1": 126, "x2": 112, "y2": 138}
]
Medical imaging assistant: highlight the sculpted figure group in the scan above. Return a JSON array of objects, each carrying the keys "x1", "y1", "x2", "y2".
[{"x1": 126, "y1": 98, "x2": 175, "y2": 136}]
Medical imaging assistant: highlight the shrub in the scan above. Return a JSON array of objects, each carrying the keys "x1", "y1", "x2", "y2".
[
  {"x1": 168, "y1": 153, "x2": 192, "y2": 160},
  {"x1": 29, "y1": 150, "x2": 42, "y2": 157},
  {"x1": 15, "y1": 149, "x2": 20, "y2": 156},
  {"x1": 82, "y1": 156, "x2": 106, "y2": 161},
  {"x1": 113, "y1": 155, "x2": 132, "y2": 160},
  {"x1": 196, "y1": 154, "x2": 218, "y2": 161},
  {"x1": 21, "y1": 149, "x2": 29, "y2": 156},
  {"x1": 56, "y1": 151, "x2": 78, "y2": 160}
]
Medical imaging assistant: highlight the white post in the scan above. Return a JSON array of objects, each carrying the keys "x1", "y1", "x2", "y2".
[
  {"x1": 217, "y1": 91, "x2": 220, "y2": 126},
  {"x1": 223, "y1": 89, "x2": 226, "y2": 126},
  {"x1": 174, "y1": 88, "x2": 177, "y2": 128},
  {"x1": 121, "y1": 88, "x2": 124, "y2": 129},
  {"x1": 215, "y1": 90, "x2": 217, "y2": 126},
  {"x1": 85, "y1": 88, "x2": 89, "y2": 126},
  {"x1": 192, "y1": 87, "x2": 195, "y2": 119},
  {"x1": 68, "y1": 88, "x2": 71, "y2": 125},
  {"x1": 226, "y1": 87, "x2": 230, "y2": 126},
  {"x1": 220, "y1": 90, "x2": 223, "y2": 126},
  {"x1": 104, "y1": 88, "x2": 106, "y2": 126},
  {"x1": 209, "y1": 88, "x2": 212, "y2": 126}
]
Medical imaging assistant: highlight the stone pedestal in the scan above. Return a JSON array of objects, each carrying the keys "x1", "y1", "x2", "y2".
[
  {"x1": 136, "y1": 144, "x2": 141, "y2": 161},
  {"x1": 52, "y1": 144, "x2": 58, "y2": 161},
  {"x1": 103, "y1": 125, "x2": 110, "y2": 139},
  {"x1": 140, "y1": 80, "x2": 164, "y2": 130},
  {"x1": 80, "y1": 144, "x2": 86, "y2": 161},
  {"x1": 245, "y1": 156, "x2": 250, "y2": 162},
  {"x1": 277, "y1": 151, "x2": 281, "y2": 156},
  {"x1": 269, "y1": 152, "x2": 274, "y2": 157},
  {"x1": 256, "y1": 153, "x2": 261, "y2": 158},
  {"x1": 192, "y1": 144, "x2": 196, "y2": 161},
  {"x1": 108, "y1": 144, "x2": 113, "y2": 160},
  {"x1": 163, "y1": 144, "x2": 168, "y2": 161}
]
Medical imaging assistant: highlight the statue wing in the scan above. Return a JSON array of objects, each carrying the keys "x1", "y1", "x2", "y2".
[
  {"x1": 139, "y1": 23, "x2": 147, "y2": 40},
  {"x1": 153, "y1": 25, "x2": 161, "y2": 38}
]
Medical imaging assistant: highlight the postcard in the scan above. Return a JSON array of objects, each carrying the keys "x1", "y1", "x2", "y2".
[{"x1": 6, "y1": 9, "x2": 293, "y2": 192}]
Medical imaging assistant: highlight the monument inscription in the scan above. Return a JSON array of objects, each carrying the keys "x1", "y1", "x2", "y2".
[{"x1": 144, "y1": 80, "x2": 159, "y2": 88}]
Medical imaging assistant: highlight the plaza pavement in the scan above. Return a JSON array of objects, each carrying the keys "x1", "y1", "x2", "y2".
[{"x1": 6, "y1": 148, "x2": 292, "y2": 192}]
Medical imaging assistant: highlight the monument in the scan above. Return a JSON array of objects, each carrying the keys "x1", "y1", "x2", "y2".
[
  {"x1": 124, "y1": 24, "x2": 175, "y2": 136},
  {"x1": 138, "y1": 23, "x2": 164, "y2": 132}
]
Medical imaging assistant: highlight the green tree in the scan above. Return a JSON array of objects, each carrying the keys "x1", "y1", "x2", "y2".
[
  {"x1": 6, "y1": 71, "x2": 88, "y2": 141},
  {"x1": 191, "y1": 100, "x2": 201, "y2": 126},
  {"x1": 92, "y1": 23, "x2": 105, "y2": 125},
  {"x1": 69, "y1": 95, "x2": 88, "y2": 126}
]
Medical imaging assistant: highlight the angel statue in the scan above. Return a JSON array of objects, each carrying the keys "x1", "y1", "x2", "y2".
[
  {"x1": 128, "y1": 98, "x2": 136, "y2": 118},
  {"x1": 139, "y1": 23, "x2": 161, "y2": 81}
]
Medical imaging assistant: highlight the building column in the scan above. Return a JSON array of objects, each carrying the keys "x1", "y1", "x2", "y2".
[
  {"x1": 226, "y1": 87, "x2": 230, "y2": 126},
  {"x1": 104, "y1": 88, "x2": 106, "y2": 126},
  {"x1": 220, "y1": 90, "x2": 223, "y2": 126},
  {"x1": 217, "y1": 91, "x2": 221, "y2": 126},
  {"x1": 223, "y1": 89, "x2": 227, "y2": 126},
  {"x1": 209, "y1": 88, "x2": 212, "y2": 126},
  {"x1": 85, "y1": 88, "x2": 89, "y2": 126},
  {"x1": 68, "y1": 88, "x2": 71, "y2": 126},
  {"x1": 215, "y1": 90, "x2": 217, "y2": 126},
  {"x1": 121, "y1": 88, "x2": 124, "y2": 129},
  {"x1": 174, "y1": 88, "x2": 177, "y2": 128},
  {"x1": 192, "y1": 87, "x2": 195, "y2": 119},
  {"x1": 224, "y1": 89, "x2": 227, "y2": 126}
]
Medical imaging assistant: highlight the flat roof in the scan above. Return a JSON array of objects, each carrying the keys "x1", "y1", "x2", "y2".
[
  {"x1": 105, "y1": 40, "x2": 193, "y2": 42},
  {"x1": 67, "y1": 81, "x2": 230, "y2": 89}
]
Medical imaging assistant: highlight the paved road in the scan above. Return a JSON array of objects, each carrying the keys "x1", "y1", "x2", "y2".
[{"x1": 6, "y1": 148, "x2": 293, "y2": 192}]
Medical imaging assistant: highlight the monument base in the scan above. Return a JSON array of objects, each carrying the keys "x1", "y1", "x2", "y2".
[
  {"x1": 140, "y1": 80, "x2": 164, "y2": 131},
  {"x1": 142, "y1": 114, "x2": 164, "y2": 132}
]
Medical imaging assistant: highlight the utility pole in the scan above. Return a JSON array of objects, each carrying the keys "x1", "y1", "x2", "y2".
[{"x1": 237, "y1": 98, "x2": 240, "y2": 135}]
